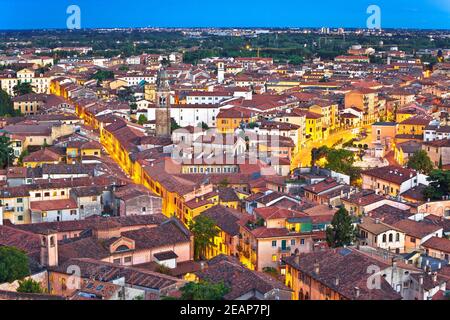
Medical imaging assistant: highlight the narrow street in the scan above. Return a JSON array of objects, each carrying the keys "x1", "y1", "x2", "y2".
[{"x1": 291, "y1": 127, "x2": 359, "y2": 170}]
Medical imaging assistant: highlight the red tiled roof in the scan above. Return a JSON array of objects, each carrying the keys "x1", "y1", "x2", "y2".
[
  {"x1": 30, "y1": 198, "x2": 78, "y2": 212},
  {"x1": 361, "y1": 166, "x2": 417, "y2": 185},
  {"x1": 422, "y1": 236, "x2": 450, "y2": 254},
  {"x1": 392, "y1": 219, "x2": 442, "y2": 239}
]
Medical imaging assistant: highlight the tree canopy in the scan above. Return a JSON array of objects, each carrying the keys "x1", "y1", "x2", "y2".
[
  {"x1": 171, "y1": 118, "x2": 181, "y2": 131},
  {"x1": 90, "y1": 70, "x2": 115, "y2": 82},
  {"x1": 17, "y1": 278, "x2": 43, "y2": 294},
  {"x1": 423, "y1": 170, "x2": 450, "y2": 201},
  {"x1": 189, "y1": 215, "x2": 220, "y2": 260},
  {"x1": 13, "y1": 82, "x2": 34, "y2": 96},
  {"x1": 0, "y1": 136, "x2": 15, "y2": 169},
  {"x1": 0, "y1": 89, "x2": 15, "y2": 116},
  {"x1": 0, "y1": 246, "x2": 30, "y2": 283},
  {"x1": 137, "y1": 114, "x2": 148, "y2": 125},
  {"x1": 312, "y1": 146, "x2": 360, "y2": 182},
  {"x1": 326, "y1": 207, "x2": 356, "y2": 248},
  {"x1": 311, "y1": 146, "x2": 329, "y2": 166},
  {"x1": 407, "y1": 150, "x2": 433, "y2": 174},
  {"x1": 180, "y1": 281, "x2": 229, "y2": 300}
]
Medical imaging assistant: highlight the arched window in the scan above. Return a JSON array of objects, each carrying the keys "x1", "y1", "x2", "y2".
[
  {"x1": 396, "y1": 233, "x2": 400, "y2": 242},
  {"x1": 382, "y1": 234, "x2": 387, "y2": 243},
  {"x1": 389, "y1": 234, "x2": 393, "y2": 242},
  {"x1": 299, "y1": 289, "x2": 304, "y2": 300},
  {"x1": 115, "y1": 245, "x2": 130, "y2": 253}
]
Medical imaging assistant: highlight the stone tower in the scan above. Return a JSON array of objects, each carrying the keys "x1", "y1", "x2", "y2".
[
  {"x1": 217, "y1": 62, "x2": 225, "y2": 84},
  {"x1": 155, "y1": 68, "x2": 172, "y2": 137},
  {"x1": 40, "y1": 230, "x2": 58, "y2": 267}
]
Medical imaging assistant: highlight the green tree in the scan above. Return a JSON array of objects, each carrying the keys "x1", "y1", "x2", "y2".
[
  {"x1": 326, "y1": 207, "x2": 356, "y2": 248},
  {"x1": 200, "y1": 121, "x2": 209, "y2": 130},
  {"x1": 17, "y1": 149, "x2": 29, "y2": 166},
  {"x1": 189, "y1": 215, "x2": 220, "y2": 260},
  {"x1": 0, "y1": 136, "x2": 15, "y2": 169},
  {"x1": 137, "y1": 114, "x2": 148, "y2": 125},
  {"x1": 311, "y1": 146, "x2": 329, "y2": 166},
  {"x1": 17, "y1": 279, "x2": 43, "y2": 294},
  {"x1": 321, "y1": 148, "x2": 361, "y2": 182},
  {"x1": 407, "y1": 150, "x2": 434, "y2": 174},
  {"x1": 13, "y1": 82, "x2": 34, "y2": 96},
  {"x1": 0, "y1": 246, "x2": 30, "y2": 283},
  {"x1": 325, "y1": 149, "x2": 354, "y2": 173},
  {"x1": 423, "y1": 170, "x2": 450, "y2": 200},
  {"x1": 0, "y1": 89, "x2": 15, "y2": 116},
  {"x1": 171, "y1": 118, "x2": 181, "y2": 131},
  {"x1": 180, "y1": 281, "x2": 229, "y2": 300},
  {"x1": 90, "y1": 70, "x2": 115, "y2": 82}
]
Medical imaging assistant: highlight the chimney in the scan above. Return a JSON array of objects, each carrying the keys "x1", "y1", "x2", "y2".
[
  {"x1": 432, "y1": 272, "x2": 438, "y2": 282},
  {"x1": 313, "y1": 262, "x2": 320, "y2": 274},
  {"x1": 354, "y1": 287, "x2": 360, "y2": 298},
  {"x1": 334, "y1": 277, "x2": 340, "y2": 286},
  {"x1": 200, "y1": 262, "x2": 205, "y2": 270},
  {"x1": 375, "y1": 218, "x2": 380, "y2": 224},
  {"x1": 419, "y1": 275, "x2": 424, "y2": 285}
]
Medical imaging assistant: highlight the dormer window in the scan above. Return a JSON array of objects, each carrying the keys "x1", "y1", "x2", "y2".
[{"x1": 115, "y1": 245, "x2": 130, "y2": 253}]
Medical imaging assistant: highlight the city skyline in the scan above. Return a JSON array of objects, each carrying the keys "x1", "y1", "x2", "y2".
[{"x1": 1, "y1": 0, "x2": 450, "y2": 30}]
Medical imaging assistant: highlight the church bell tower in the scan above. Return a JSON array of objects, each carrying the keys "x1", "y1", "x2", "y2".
[{"x1": 155, "y1": 68, "x2": 172, "y2": 137}]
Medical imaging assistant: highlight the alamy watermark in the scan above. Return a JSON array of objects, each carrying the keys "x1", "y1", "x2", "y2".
[
  {"x1": 67, "y1": 5, "x2": 81, "y2": 30},
  {"x1": 170, "y1": 129, "x2": 282, "y2": 174},
  {"x1": 366, "y1": 5, "x2": 381, "y2": 30}
]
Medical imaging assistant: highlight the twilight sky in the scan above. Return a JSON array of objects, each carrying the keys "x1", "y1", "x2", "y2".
[{"x1": 0, "y1": 0, "x2": 449, "y2": 30}]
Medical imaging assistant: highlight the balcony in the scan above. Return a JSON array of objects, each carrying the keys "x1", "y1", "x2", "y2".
[{"x1": 278, "y1": 246, "x2": 291, "y2": 253}]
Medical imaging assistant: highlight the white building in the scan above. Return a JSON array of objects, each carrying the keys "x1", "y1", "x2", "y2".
[
  {"x1": 137, "y1": 104, "x2": 222, "y2": 128},
  {"x1": 0, "y1": 69, "x2": 50, "y2": 96},
  {"x1": 424, "y1": 124, "x2": 450, "y2": 142},
  {"x1": 185, "y1": 91, "x2": 233, "y2": 105}
]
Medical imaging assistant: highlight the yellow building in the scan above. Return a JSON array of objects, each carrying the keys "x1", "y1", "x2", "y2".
[
  {"x1": 308, "y1": 100, "x2": 338, "y2": 131},
  {"x1": 22, "y1": 148, "x2": 63, "y2": 168},
  {"x1": 0, "y1": 187, "x2": 31, "y2": 224},
  {"x1": 216, "y1": 107, "x2": 256, "y2": 134},
  {"x1": 183, "y1": 196, "x2": 218, "y2": 226},
  {"x1": 12, "y1": 93, "x2": 46, "y2": 115},
  {"x1": 305, "y1": 111, "x2": 323, "y2": 142},
  {"x1": 344, "y1": 88, "x2": 379, "y2": 126},
  {"x1": 394, "y1": 141, "x2": 422, "y2": 166},
  {"x1": 141, "y1": 160, "x2": 214, "y2": 222},
  {"x1": 396, "y1": 115, "x2": 432, "y2": 137},
  {"x1": 66, "y1": 140, "x2": 102, "y2": 164},
  {"x1": 201, "y1": 205, "x2": 242, "y2": 260}
]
